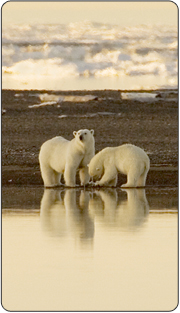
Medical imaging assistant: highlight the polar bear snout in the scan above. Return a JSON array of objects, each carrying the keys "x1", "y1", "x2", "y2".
[
  {"x1": 74, "y1": 129, "x2": 94, "y2": 143},
  {"x1": 89, "y1": 165, "x2": 103, "y2": 180},
  {"x1": 79, "y1": 131, "x2": 88, "y2": 141}
]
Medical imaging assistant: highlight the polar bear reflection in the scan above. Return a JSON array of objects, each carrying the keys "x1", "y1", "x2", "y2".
[
  {"x1": 40, "y1": 189, "x2": 94, "y2": 241},
  {"x1": 89, "y1": 189, "x2": 149, "y2": 230},
  {"x1": 40, "y1": 188, "x2": 149, "y2": 241}
]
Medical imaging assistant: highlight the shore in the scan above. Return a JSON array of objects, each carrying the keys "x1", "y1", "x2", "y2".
[{"x1": 2, "y1": 89, "x2": 178, "y2": 187}]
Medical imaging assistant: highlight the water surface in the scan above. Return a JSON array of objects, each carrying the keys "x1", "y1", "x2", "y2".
[
  {"x1": 2, "y1": 22, "x2": 177, "y2": 90},
  {"x1": 2, "y1": 187, "x2": 178, "y2": 311}
]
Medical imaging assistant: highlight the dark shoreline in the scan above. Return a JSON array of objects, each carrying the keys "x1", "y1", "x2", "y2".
[
  {"x1": 2, "y1": 185, "x2": 178, "y2": 213},
  {"x1": 2, "y1": 89, "x2": 178, "y2": 187}
]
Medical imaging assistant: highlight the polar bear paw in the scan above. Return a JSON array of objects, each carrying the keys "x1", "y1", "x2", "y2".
[
  {"x1": 121, "y1": 183, "x2": 136, "y2": 188},
  {"x1": 95, "y1": 181, "x2": 102, "y2": 186},
  {"x1": 66, "y1": 184, "x2": 79, "y2": 188},
  {"x1": 88, "y1": 181, "x2": 96, "y2": 186}
]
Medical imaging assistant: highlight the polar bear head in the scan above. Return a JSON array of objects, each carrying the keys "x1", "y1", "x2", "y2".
[
  {"x1": 88, "y1": 152, "x2": 104, "y2": 180},
  {"x1": 73, "y1": 129, "x2": 94, "y2": 146}
]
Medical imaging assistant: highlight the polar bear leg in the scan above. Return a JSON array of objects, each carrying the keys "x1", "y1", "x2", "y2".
[
  {"x1": 54, "y1": 172, "x2": 62, "y2": 185},
  {"x1": 40, "y1": 163, "x2": 61, "y2": 187},
  {"x1": 79, "y1": 167, "x2": 90, "y2": 186},
  {"x1": 95, "y1": 166, "x2": 117, "y2": 186},
  {"x1": 137, "y1": 168, "x2": 148, "y2": 187},
  {"x1": 107, "y1": 175, "x2": 118, "y2": 187},
  {"x1": 64, "y1": 164, "x2": 77, "y2": 187},
  {"x1": 121, "y1": 167, "x2": 140, "y2": 188}
]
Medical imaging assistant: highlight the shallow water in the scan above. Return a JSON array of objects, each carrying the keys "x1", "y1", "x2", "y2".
[{"x1": 2, "y1": 187, "x2": 178, "y2": 311}]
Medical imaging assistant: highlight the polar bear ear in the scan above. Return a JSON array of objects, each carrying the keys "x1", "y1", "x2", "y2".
[
  {"x1": 73, "y1": 131, "x2": 77, "y2": 137},
  {"x1": 90, "y1": 129, "x2": 94, "y2": 135}
]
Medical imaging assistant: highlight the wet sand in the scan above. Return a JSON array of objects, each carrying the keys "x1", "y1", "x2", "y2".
[{"x1": 2, "y1": 89, "x2": 178, "y2": 188}]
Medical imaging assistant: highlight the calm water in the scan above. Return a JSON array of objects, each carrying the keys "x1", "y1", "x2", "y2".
[{"x1": 2, "y1": 187, "x2": 178, "y2": 311}]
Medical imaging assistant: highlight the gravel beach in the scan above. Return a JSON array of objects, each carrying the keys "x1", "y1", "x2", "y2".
[{"x1": 2, "y1": 89, "x2": 178, "y2": 187}]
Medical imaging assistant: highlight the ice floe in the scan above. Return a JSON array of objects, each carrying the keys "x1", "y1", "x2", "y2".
[{"x1": 28, "y1": 94, "x2": 98, "y2": 108}]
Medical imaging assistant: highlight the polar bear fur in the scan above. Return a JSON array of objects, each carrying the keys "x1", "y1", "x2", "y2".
[
  {"x1": 88, "y1": 144, "x2": 150, "y2": 187},
  {"x1": 39, "y1": 129, "x2": 95, "y2": 187}
]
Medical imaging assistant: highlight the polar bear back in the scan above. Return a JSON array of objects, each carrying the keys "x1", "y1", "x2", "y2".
[
  {"x1": 89, "y1": 144, "x2": 150, "y2": 176},
  {"x1": 39, "y1": 136, "x2": 70, "y2": 173},
  {"x1": 114, "y1": 144, "x2": 150, "y2": 171}
]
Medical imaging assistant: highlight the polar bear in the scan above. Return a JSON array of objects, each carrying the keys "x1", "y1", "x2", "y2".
[
  {"x1": 88, "y1": 144, "x2": 150, "y2": 187},
  {"x1": 39, "y1": 129, "x2": 95, "y2": 187}
]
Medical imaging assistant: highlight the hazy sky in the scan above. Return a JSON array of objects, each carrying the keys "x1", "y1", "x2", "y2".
[{"x1": 2, "y1": 1, "x2": 178, "y2": 27}]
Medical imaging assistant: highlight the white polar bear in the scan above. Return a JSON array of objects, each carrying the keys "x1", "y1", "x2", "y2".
[
  {"x1": 39, "y1": 129, "x2": 95, "y2": 187},
  {"x1": 88, "y1": 144, "x2": 150, "y2": 187}
]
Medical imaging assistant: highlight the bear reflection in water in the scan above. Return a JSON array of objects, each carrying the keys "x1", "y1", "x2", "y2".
[
  {"x1": 40, "y1": 189, "x2": 94, "y2": 241},
  {"x1": 89, "y1": 189, "x2": 149, "y2": 230},
  {"x1": 40, "y1": 188, "x2": 149, "y2": 242}
]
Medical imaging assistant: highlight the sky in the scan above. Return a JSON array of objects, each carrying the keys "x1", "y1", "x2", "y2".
[{"x1": 2, "y1": 1, "x2": 178, "y2": 27}]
